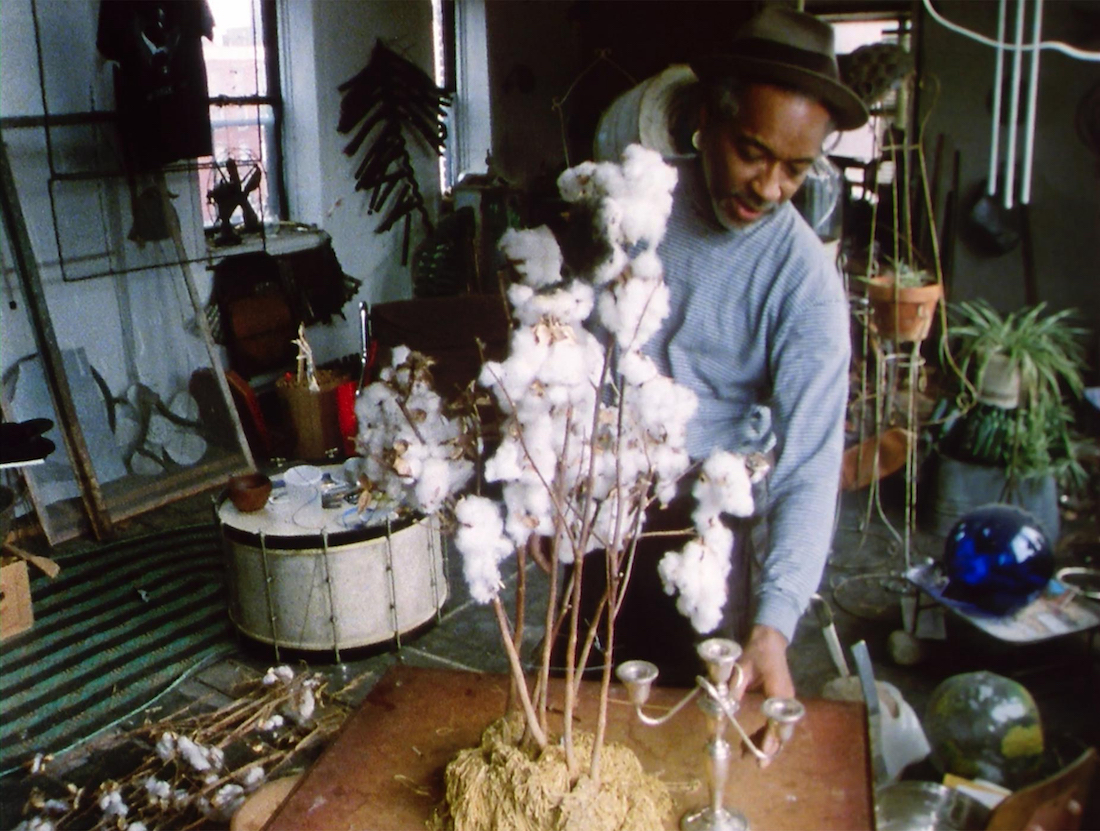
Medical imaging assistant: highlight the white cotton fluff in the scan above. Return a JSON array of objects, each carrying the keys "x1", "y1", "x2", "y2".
[
  {"x1": 658, "y1": 530, "x2": 733, "y2": 634},
  {"x1": 259, "y1": 714, "x2": 285, "y2": 732},
  {"x1": 287, "y1": 681, "x2": 317, "y2": 725},
  {"x1": 508, "y1": 281, "x2": 594, "y2": 327},
  {"x1": 453, "y1": 495, "x2": 514, "y2": 603},
  {"x1": 617, "y1": 145, "x2": 678, "y2": 246},
  {"x1": 631, "y1": 375, "x2": 698, "y2": 441},
  {"x1": 144, "y1": 777, "x2": 171, "y2": 804},
  {"x1": 556, "y1": 160, "x2": 618, "y2": 203},
  {"x1": 154, "y1": 732, "x2": 176, "y2": 762},
  {"x1": 170, "y1": 790, "x2": 191, "y2": 810},
  {"x1": 98, "y1": 788, "x2": 128, "y2": 819},
  {"x1": 127, "y1": 824, "x2": 148, "y2": 831},
  {"x1": 502, "y1": 481, "x2": 554, "y2": 547},
  {"x1": 177, "y1": 736, "x2": 216, "y2": 772},
  {"x1": 597, "y1": 276, "x2": 670, "y2": 351},
  {"x1": 692, "y1": 451, "x2": 754, "y2": 528},
  {"x1": 617, "y1": 350, "x2": 659, "y2": 386},
  {"x1": 41, "y1": 801, "x2": 68, "y2": 817},
  {"x1": 537, "y1": 336, "x2": 591, "y2": 387},
  {"x1": 238, "y1": 766, "x2": 266, "y2": 792},
  {"x1": 414, "y1": 457, "x2": 473, "y2": 515},
  {"x1": 499, "y1": 226, "x2": 563, "y2": 288},
  {"x1": 29, "y1": 753, "x2": 47, "y2": 774},
  {"x1": 208, "y1": 784, "x2": 246, "y2": 821},
  {"x1": 263, "y1": 665, "x2": 295, "y2": 686},
  {"x1": 14, "y1": 818, "x2": 54, "y2": 831}
]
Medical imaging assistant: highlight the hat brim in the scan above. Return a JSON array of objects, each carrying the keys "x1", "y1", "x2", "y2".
[{"x1": 691, "y1": 55, "x2": 869, "y2": 131}]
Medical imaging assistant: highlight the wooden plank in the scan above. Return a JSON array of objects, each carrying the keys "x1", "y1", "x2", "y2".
[{"x1": 265, "y1": 665, "x2": 873, "y2": 831}]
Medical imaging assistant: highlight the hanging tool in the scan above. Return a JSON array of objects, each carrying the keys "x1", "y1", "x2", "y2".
[{"x1": 356, "y1": 301, "x2": 377, "y2": 393}]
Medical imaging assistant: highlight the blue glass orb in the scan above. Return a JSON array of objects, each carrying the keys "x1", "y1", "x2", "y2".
[{"x1": 941, "y1": 504, "x2": 1053, "y2": 614}]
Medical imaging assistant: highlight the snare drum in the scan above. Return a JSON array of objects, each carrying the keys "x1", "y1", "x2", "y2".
[{"x1": 217, "y1": 465, "x2": 447, "y2": 654}]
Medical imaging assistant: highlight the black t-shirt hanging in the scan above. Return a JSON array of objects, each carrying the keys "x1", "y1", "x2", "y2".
[{"x1": 97, "y1": 0, "x2": 216, "y2": 171}]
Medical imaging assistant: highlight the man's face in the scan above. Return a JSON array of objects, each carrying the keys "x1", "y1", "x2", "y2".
[{"x1": 698, "y1": 83, "x2": 832, "y2": 229}]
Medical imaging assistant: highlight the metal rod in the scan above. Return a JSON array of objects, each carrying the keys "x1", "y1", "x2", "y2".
[
  {"x1": 320, "y1": 530, "x2": 342, "y2": 663},
  {"x1": 987, "y1": 0, "x2": 1007, "y2": 196},
  {"x1": 259, "y1": 531, "x2": 281, "y2": 663},
  {"x1": 384, "y1": 517, "x2": 402, "y2": 650},
  {"x1": 1004, "y1": 0, "x2": 1028, "y2": 209},
  {"x1": 1020, "y1": 0, "x2": 1044, "y2": 204}
]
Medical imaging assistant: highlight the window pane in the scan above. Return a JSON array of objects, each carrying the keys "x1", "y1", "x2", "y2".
[
  {"x1": 203, "y1": 0, "x2": 266, "y2": 98},
  {"x1": 202, "y1": 104, "x2": 278, "y2": 227}
]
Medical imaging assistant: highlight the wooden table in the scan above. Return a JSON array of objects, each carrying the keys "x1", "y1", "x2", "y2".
[{"x1": 264, "y1": 665, "x2": 873, "y2": 830}]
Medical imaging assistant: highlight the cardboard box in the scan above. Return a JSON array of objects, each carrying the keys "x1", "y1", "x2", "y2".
[{"x1": 0, "y1": 557, "x2": 33, "y2": 640}]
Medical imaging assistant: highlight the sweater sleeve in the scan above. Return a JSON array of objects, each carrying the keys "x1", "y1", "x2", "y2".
[{"x1": 752, "y1": 273, "x2": 850, "y2": 642}]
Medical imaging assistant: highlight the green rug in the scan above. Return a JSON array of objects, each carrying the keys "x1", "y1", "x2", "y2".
[{"x1": 0, "y1": 524, "x2": 237, "y2": 774}]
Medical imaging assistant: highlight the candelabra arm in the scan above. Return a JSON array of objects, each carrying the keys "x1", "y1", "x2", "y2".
[
  {"x1": 633, "y1": 686, "x2": 702, "y2": 726},
  {"x1": 696, "y1": 677, "x2": 771, "y2": 762}
]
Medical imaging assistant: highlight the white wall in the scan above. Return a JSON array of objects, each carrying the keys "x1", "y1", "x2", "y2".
[
  {"x1": 285, "y1": 0, "x2": 442, "y2": 364},
  {"x1": 918, "y1": 1, "x2": 1100, "y2": 356},
  {"x1": 1, "y1": 0, "x2": 442, "y2": 380}
]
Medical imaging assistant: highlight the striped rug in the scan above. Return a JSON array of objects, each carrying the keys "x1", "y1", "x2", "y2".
[{"x1": 0, "y1": 524, "x2": 237, "y2": 773}]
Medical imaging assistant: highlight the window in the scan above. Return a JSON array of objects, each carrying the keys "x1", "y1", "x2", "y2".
[
  {"x1": 432, "y1": 0, "x2": 492, "y2": 193},
  {"x1": 200, "y1": 0, "x2": 284, "y2": 229}
]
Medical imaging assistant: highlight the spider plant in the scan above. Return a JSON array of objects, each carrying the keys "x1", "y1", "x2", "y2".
[{"x1": 942, "y1": 299, "x2": 1090, "y2": 491}]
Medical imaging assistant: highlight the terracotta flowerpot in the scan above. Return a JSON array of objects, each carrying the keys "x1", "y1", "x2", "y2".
[{"x1": 866, "y1": 276, "x2": 943, "y2": 343}]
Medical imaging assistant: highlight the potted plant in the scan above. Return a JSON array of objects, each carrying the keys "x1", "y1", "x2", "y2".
[
  {"x1": 923, "y1": 299, "x2": 1090, "y2": 541},
  {"x1": 863, "y1": 258, "x2": 944, "y2": 344}
]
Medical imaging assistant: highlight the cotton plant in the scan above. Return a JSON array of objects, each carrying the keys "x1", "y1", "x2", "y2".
[
  {"x1": 449, "y1": 145, "x2": 755, "y2": 781},
  {"x1": 352, "y1": 346, "x2": 475, "y2": 515}
]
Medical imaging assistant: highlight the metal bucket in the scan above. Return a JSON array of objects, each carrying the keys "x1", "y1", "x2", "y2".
[
  {"x1": 220, "y1": 509, "x2": 447, "y2": 653},
  {"x1": 875, "y1": 782, "x2": 990, "y2": 831}
]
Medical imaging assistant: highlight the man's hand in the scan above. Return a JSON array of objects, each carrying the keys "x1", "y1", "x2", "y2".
[{"x1": 733, "y1": 624, "x2": 795, "y2": 766}]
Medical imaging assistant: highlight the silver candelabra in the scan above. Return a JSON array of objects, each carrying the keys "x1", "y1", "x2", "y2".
[{"x1": 616, "y1": 638, "x2": 805, "y2": 831}]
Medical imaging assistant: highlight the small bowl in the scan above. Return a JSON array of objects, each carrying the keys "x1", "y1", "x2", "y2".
[{"x1": 227, "y1": 473, "x2": 273, "y2": 512}]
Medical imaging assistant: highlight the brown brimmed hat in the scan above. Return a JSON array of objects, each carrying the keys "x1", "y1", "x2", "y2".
[{"x1": 690, "y1": 6, "x2": 869, "y2": 131}]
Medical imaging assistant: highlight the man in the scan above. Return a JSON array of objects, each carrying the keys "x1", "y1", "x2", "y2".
[{"x1": 596, "y1": 6, "x2": 868, "y2": 757}]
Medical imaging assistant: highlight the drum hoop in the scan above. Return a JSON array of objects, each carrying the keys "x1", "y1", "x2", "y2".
[{"x1": 218, "y1": 507, "x2": 423, "y2": 550}]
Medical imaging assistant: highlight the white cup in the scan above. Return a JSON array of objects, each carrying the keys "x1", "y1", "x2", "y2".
[{"x1": 273, "y1": 464, "x2": 323, "y2": 526}]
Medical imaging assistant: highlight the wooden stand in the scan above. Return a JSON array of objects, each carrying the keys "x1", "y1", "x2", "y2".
[{"x1": 263, "y1": 665, "x2": 873, "y2": 831}]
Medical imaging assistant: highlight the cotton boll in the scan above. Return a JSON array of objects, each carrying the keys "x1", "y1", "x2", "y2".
[
  {"x1": 154, "y1": 732, "x2": 176, "y2": 761},
  {"x1": 98, "y1": 788, "x2": 128, "y2": 819},
  {"x1": 14, "y1": 817, "x2": 54, "y2": 831},
  {"x1": 453, "y1": 495, "x2": 514, "y2": 603},
  {"x1": 177, "y1": 736, "x2": 212, "y2": 772},
  {"x1": 413, "y1": 456, "x2": 469, "y2": 514},
  {"x1": 658, "y1": 537, "x2": 731, "y2": 633},
  {"x1": 210, "y1": 784, "x2": 246, "y2": 820},
  {"x1": 618, "y1": 145, "x2": 678, "y2": 246},
  {"x1": 144, "y1": 777, "x2": 171, "y2": 803},
  {"x1": 238, "y1": 766, "x2": 266, "y2": 792},
  {"x1": 127, "y1": 823, "x2": 148, "y2": 831},
  {"x1": 692, "y1": 451, "x2": 754, "y2": 523},
  {"x1": 618, "y1": 350, "x2": 659, "y2": 386},
  {"x1": 590, "y1": 242, "x2": 629, "y2": 286},
  {"x1": 263, "y1": 665, "x2": 295, "y2": 686},
  {"x1": 499, "y1": 226, "x2": 563, "y2": 288},
  {"x1": 557, "y1": 161, "x2": 604, "y2": 202},
  {"x1": 538, "y1": 338, "x2": 591, "y2": 387},
  {"x1": 598, "y1": 276, "x2": 670, "y2": 351},
  {"x1": 259, "y1": 714, "x2": 284, "y2": 731},
  {"x1": 629, "y1": 248, "x2": 664, "y2": 282}
]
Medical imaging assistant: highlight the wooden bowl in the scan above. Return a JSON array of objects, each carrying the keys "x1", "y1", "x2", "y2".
[{"x1": 227, "y1": 473, "x2": 273, "y2": 512}]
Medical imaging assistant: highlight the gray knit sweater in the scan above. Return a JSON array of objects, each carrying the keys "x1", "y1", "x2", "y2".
[{"x1": 648, "y1": 158, "x2": 850, "y2": 642}]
